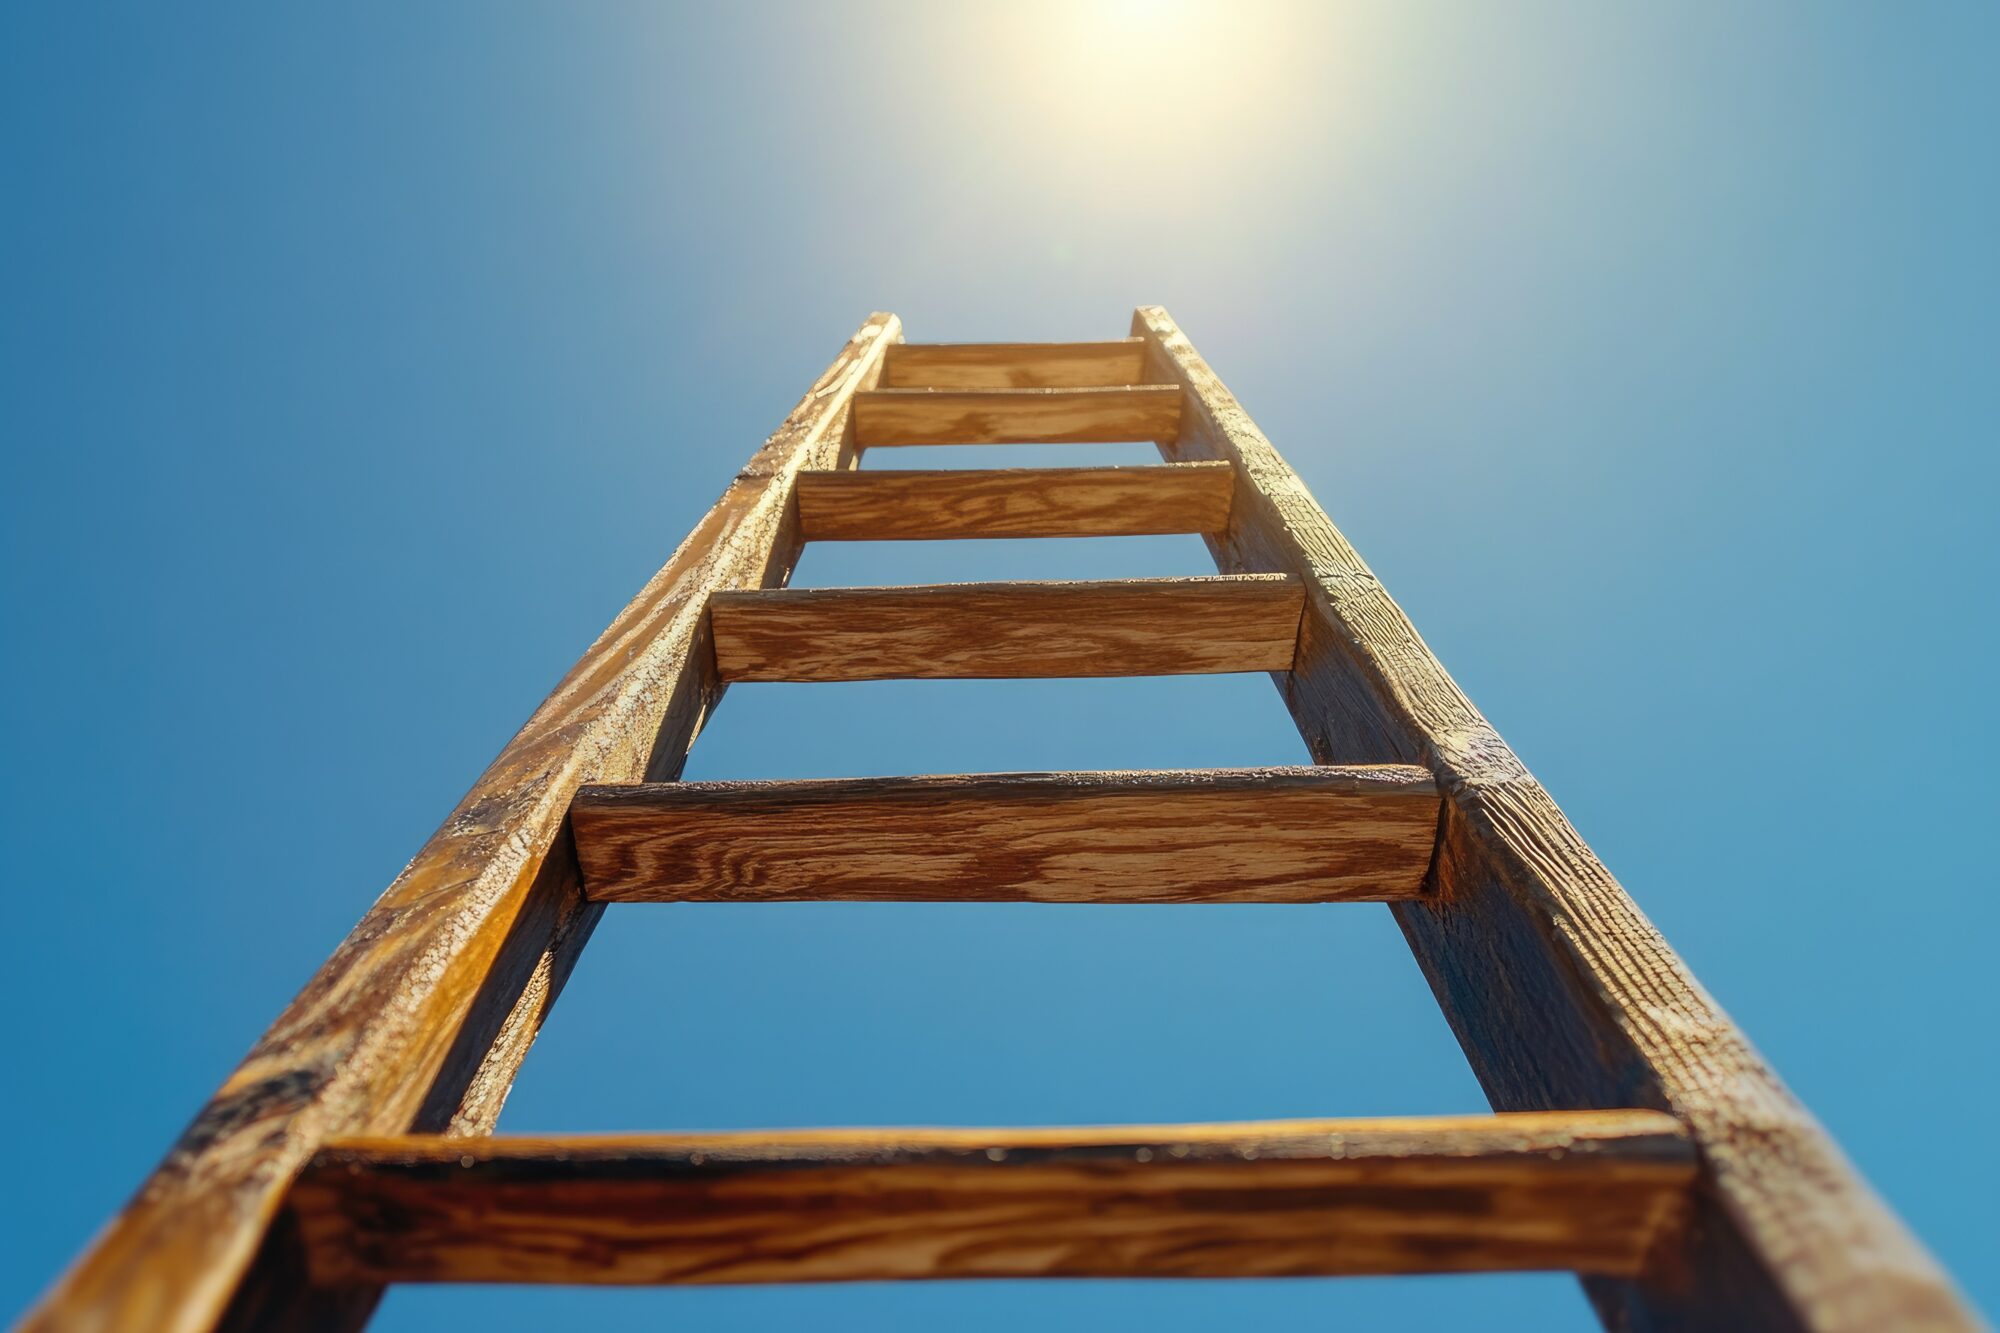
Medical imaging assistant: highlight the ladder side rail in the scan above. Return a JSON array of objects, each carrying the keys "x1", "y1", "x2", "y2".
[
  {"x1": 1132, "y1": 305, "x2": 1979, "y2": 1333},
  {"x1": 22, "y1": 314, "x2": 903, "y2": 1333}
]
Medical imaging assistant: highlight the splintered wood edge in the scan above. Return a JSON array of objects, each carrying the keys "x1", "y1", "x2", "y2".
[
  {"x1": 709, "y1": 572, "x2": 1297, "y2": 605},
  {"x1": 576, "y1": 763, "x2": 1439, "y2": 804},
  {"x1": 310, "y1": 1107, "x2": 1690, "y2": 1162},
  {"x1": 290, "y1": 1111, "x2": 1696, "y2": 1286}
]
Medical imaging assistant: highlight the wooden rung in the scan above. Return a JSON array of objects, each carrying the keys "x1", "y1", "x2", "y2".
[
  {"x1": 708, "y1": 574, "x2": 1303, "y2": 682},
  {"x1": 289, "y1": 1110, "x2": 1695, "y2": 1287},
  {"x1": 879, "y1": 338, "x2": 1148, "y2": 389},
  {"x1": 851, "y1": 386, "x2": 1182, "y2": 447},
  {"x1": 572, "y1": 765, "x2": 1439, "y2": 904},
  {"x1": 795, "y1": 462, "x2": 1235, "y2": 541}
]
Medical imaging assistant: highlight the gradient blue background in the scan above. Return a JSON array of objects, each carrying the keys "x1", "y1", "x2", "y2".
[{"x1": 5, "y1": 4, "x2": 1995, "y2": 1328}]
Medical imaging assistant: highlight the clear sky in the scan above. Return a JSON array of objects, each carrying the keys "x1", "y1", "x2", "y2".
[{"x1": 4, "y1": 3, "x2": 1995, "y2": 1328}]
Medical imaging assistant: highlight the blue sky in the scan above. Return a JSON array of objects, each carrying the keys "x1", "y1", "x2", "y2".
[{"x1": 4, "y1": 3, "x2": 1995, "y2": 1328}]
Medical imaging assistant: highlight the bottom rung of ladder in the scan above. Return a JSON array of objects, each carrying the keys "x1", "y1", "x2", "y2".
[{"x1": 289, "y1": 1111, "x2": 1692, "y2": 1287}]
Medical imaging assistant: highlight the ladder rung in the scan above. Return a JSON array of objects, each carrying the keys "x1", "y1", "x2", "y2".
[
  {"x1": 880, "y1": 338, "x2": 1147, "y2": 389},
  {"x1": 708, "y1": 574, "x2": 1302, "y2": 682},
  {"x1": 795, "y1": 462, "x2": 1234, "y2": 541},
  {"x1": 289, "y1": 1111, "x2": 1694, "y2": 1287},
  {"x1": 571, "y1": 765, "x2": 1439, "y2": 904},
  {"x1": 851, "y1": 386, "x2": 1182, "y2": 447}
]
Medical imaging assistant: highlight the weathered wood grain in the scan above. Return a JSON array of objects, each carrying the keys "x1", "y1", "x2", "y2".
[
  {"x1": 42, "y1": 312, "x2": 1980, "y2": 1333},
  {"x1": 570, "y1": 765, "x2": 1440, "y2": 904},
  {"x1": 795, "y1": 462, "x2": 1234, "y2": 541},
  {"x1": 290, "y1": 1111, "x2": 1696, "y2": 1287},
  {"x1": 708, "y1": 575, "x2": 1304, "y2": 681},
  {"x1": 851, "y1": 385, "x2": 1182, "y2": 446},
  {"x1": 21, "y1": 316, "x2": 904, "y2": 1333},
  {"x1": 1132, "y1": 306, "x2": 1983, "y2": 1332},
  {"x1": 880, "y1": 338, "x2": 1147, "y2": 388}
]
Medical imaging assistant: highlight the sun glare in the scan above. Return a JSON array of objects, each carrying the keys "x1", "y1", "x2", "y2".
[{"x1": 956, "y1": 0, "x2": 1355, "y2": 212}]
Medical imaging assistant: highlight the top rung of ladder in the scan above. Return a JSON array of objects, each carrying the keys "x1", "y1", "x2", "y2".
[
  {"x1": 879, "y1": 338, "x2": 1151, "y2": 389},
  {"x1": 859, "y1": 339, "x2": 1179, "y2": 448}
]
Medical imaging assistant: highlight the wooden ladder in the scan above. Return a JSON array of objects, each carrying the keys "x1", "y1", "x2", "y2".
[{"x1": 27, "y1": 310, "x2": 1981, "y2": 1333}]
